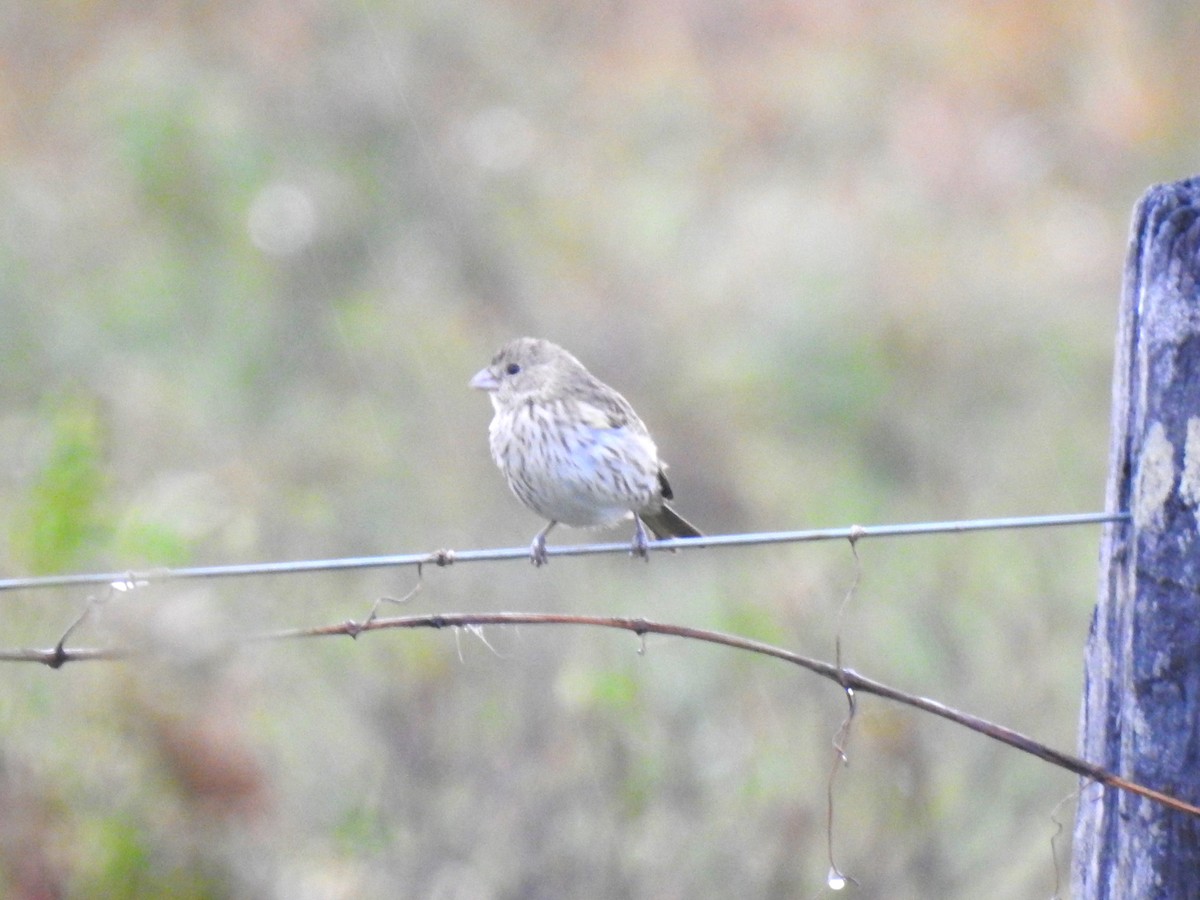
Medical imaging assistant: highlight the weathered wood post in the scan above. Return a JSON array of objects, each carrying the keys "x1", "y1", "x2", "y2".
[{"x1": 1074, "y1": 177, "x2": 1200, "y2": 897}]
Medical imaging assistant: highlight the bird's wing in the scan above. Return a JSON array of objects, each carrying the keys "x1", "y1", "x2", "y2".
[{"x1": 571, "y1": 380, "x2": 647, "y2": 434}]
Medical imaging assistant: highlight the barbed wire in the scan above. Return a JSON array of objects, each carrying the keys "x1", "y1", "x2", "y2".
[
  {"x1": 0, "y1": 510, "x2": 1127, "y2": 593},
  {"x1": 7, "y1": 608, "x2": 1195, "y2": 819},
  {"x1": 4, "y1": 503, "x2": 1190, "y2": 872}
]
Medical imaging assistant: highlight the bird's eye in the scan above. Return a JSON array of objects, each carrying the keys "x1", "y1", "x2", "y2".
[{"x1": 505, "y1": 363, "x2": 521, "y2": 375}]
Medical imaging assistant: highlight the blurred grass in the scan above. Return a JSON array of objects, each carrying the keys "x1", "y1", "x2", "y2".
[
  {"x1": 12, "y1": 396, "x2": 111, "y2": 574},
  {"x1": 1, "y1": 0, "x2": 1194, "y2": 896}
]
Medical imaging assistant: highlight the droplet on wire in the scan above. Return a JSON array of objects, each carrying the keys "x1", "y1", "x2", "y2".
[
  {"x1": 826, "y1": 868, "x2": 848, "y2": 891},
  {"x1": 110, "y1": 577, "x2": 148, "y2": 593}
]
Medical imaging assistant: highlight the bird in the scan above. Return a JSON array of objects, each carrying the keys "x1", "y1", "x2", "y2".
[{"x1": 470, "y1": 337, "x2": 702, "y2": 566}]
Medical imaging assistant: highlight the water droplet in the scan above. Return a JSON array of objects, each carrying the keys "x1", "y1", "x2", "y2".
[
  {"x1": 826, "y1": 868, "x2": 847, "y2": 891},
  {"x1": 110, "y1": 577, "x2": 148, "y2": 593}
]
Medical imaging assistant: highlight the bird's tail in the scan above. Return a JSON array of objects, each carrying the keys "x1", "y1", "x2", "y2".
[{"x1": 641, "y1": 504, "x2": 703, "y2": 540}]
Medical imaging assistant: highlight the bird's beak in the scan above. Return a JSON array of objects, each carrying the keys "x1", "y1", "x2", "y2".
[{"x1": 470, "y1": 368, "x2": 500, "y2": 391}]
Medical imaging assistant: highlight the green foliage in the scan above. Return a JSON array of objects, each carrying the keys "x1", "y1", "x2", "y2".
[
  {"x1": 114, "y1": 517, "x2": 192, "y2": 569},
  {"x1": 13, "y1": 397, "x2": 111, "y2": 574},
  {"x1": 333, "y1": 805, "x2": 393, "y2": 856},
  {"x1": 716, "y1": 601, "x2": 790, "y2": 647},
  {"x1": 75, "y1": 816, "x2": 221, "y2": 900}
]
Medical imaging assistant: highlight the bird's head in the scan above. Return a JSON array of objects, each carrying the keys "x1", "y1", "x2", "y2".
[{"x1": 470, "y1": 337, "x2": 586, "y2": 407}]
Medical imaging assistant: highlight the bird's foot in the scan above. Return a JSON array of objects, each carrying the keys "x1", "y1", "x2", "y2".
[
  {"x1": 529, "y1": 522, "x2": 557, "y2": 567},
  {"x1": 630, "y1": 516, "x2": 651, "y2": 563},
  {"x1": 530, "y1": 533, "x2": 550, "y2": 567}
]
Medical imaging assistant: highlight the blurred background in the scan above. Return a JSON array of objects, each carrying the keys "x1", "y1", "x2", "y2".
[{"x1": 1, "y1": 1, "x2": 1195, "y2": 897}]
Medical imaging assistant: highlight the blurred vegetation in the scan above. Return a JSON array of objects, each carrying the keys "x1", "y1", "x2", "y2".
[
  {"x1": 12, "y1": 396, "x2": 111, "y2": 574},
  {"x1": 2, "y1": 1, "x2": 1197, "y2": 897}
]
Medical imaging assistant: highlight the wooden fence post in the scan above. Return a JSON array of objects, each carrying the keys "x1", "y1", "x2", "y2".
[{"x1": 1074, "y1": 177, "x2": 1200, "y2": 897}]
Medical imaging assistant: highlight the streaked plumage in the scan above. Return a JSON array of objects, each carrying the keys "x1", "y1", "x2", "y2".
[{"x1": 470, "y1": 337, "x2": 701, "y2": 566}]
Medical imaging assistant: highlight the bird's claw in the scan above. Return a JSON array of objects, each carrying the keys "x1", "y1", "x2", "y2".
[
  {"x1": 530, "y1": 534, "x2": 549, "y2": 567},
  {"x1": 630, "y1": 517, "x2": 651, "y2": 562}
]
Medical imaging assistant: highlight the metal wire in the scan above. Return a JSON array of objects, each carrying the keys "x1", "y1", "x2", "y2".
[{"x1": 0, "y1": 510, "x2": 1127, "y2": 593}]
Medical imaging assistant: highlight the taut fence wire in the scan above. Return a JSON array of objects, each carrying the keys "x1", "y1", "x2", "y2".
[{"x1": 0, "y1": 510, "x2": 1126, "y2": 593}]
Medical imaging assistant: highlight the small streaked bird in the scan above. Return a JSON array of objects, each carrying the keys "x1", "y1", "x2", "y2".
[{"x1": 471, "y1": 338, "x2": 702, "y2": 566}]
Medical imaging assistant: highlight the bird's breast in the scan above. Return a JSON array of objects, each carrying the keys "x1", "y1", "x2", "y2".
[{"x1": 488, "y1": 401, "x2": 663, "y2": 527}]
